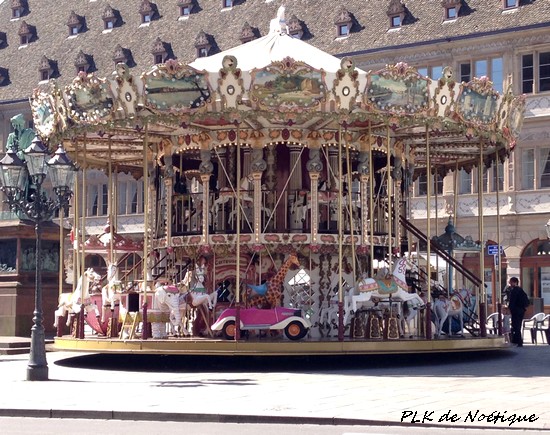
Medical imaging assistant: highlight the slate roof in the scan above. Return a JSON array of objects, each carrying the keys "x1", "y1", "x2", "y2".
[{"x1": 0, "y1": 0, "x2": 549, "y2": 102}]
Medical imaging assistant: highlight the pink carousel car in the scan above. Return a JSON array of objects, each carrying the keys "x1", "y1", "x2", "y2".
[{"x1": 212, "y1": 307, "x2": 311, "y2": 341}]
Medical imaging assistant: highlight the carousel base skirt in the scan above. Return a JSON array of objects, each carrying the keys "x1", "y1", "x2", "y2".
[{"x1": 52, "y1": 335, "x2": 508, "y2": 356}]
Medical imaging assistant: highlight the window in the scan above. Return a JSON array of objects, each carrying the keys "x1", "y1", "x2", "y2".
[
  {"x1": 390, "y1": 15, "x2": 401, "y2": 28},
  {"x1": 142, "y1": 13, "x2": 151, "y2": 23},
  {"x1": 12, "y1": 8, "x2": 21, "y2": 19},
  {"x1": 105, "y1": 20, "x2": 114, "y2": 30},
  {"x1": 180, "y1": 6, "x2": 191, "y2": 16},
  {"x1": 41, "y1": 70, "x2": 49, "y2": 81},
  {"x1": 504, "y1": 0, "x2": 518, "y2": 9},
  {"x1": 155, "y1": 54, "x2": 163, "y2": 64},
  {"x1": 222, "y1": 0, "x2": 232, "y2": 8},
  {"x1": 459, "y1": 170, "x2": 472, "y2": 194},
  {"x1": 118, "y1": 179, "x2": 143, "y2": 214},
  {"x1": 522, "y1": 149, "x2": 535, "y2": 190},
  {"x1": 459, "y1": 57, "x2": 504, "y2": 93},
  {"x1": 540, "y1": 148, "x2": 550, "y2": 188},
  {"x1": 522, "y1": 51, "x2": 550, "y2": 94},
  {"x1": 338, "y1": 24, "x2": 349, "y2": 37},
  {"x1": 417, "y1": 173, "x2": 443, "y2": 197},
  {"x1": 88, "y1": 184, "x2": 108, "y2": 217},
  {"x1": 20, "y1": 34, "x2": 28, "y2": 45},
  {"x1": 417, "y1": 65, "x2": 444, "y2": 80},
  {"x1": 70, "y1": 26, "x2": 79, "y2": 35},
  {"x1": 446, "y1": 7, "x2": 457, "y2": 20},
  {"x1": 197, "y1": 47, "x2": 208, "y2": 58}
]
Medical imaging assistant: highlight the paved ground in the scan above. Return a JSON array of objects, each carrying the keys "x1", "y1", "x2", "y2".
[{"x1": 0, "y1": 339, "x2": 549, "y2": 431}]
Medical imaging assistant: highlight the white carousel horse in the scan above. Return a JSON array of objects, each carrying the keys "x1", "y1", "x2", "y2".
[
  {"x1": 180, "y1": 267, "x2": 218, "y2": 310},
  {"x1": 291, "y1": 179, "x2": 339, "y2": 223},
  {"x1": 345, "y1": 258, "x2": 425, "y2": 325},
  {"x1": 318, "y1": 274, "x2": 354, "y2": 334},
  {"x1": 100, "y1": 262, "x2": 124, "y2": 322},
  {"x1": 153, "y1": 283, "x2": 191, "y2": 336},
  {"x1": 432, "y1": 293, "x2": 464, "y2": 337},
  {"x1": 401, "y1": 295, "x2": 426, "y2": 338},
  {"x1": 54, "y1": 268, "x2": 102, "y2": 328}
]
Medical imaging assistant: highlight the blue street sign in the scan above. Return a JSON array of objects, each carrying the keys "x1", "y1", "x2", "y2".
[{"x1": 487, "y1": 244, "x2": 503, "y2": 256}]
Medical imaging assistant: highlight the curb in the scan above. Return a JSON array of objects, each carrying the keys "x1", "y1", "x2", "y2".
[{"x1": 0, "y1": 409, "x2": 548, "y2": 431}]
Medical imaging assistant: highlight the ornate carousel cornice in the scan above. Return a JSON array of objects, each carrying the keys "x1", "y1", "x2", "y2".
[{"x1": 30, "y1": 53, "x2": 525, "y2": 176}]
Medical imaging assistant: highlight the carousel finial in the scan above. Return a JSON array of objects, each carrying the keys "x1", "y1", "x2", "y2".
[{"x1": 269, "y1": 5, "x2": 288, "y2": 34}]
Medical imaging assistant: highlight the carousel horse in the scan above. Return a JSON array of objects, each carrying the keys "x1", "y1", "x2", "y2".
[
  {"x1": 432, "y1": 293, "x2": 464, "y2": 337},
  {"x1": 153, "y1": 283, "x2": 191, "y2": 336},
  {"x1": 318, "y1": 274, "x2": 354, "y2": 334},
  {"x1": 345, "y1": 258, "x2": 425, "y2": 325},
  {"x1": 401, "y1": 295, "x2": 426, "y2": 338},
  {"x1": 181, "y1": 267, "x2": 218, "y2": 310},
  {"x1": 100, "y1": 262, "x2": 124, "y2": 322},
  {"x1": 291, "y1": 179, "x2": 339, "y2": 223},
  {"x1": 54, "y1": 268, "x2": 102, "y2": 328}
]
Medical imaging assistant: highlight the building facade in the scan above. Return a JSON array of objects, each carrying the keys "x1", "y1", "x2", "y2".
[{"x1": 1, "y1": 0, "x2": 549, "y2": 313}]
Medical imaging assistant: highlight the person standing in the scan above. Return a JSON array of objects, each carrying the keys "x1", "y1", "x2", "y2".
[{"x1": 507, "y1": 277, "x2": 530, "y2": 347}]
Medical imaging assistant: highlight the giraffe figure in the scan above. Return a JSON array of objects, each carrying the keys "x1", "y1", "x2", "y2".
[{"x1": 248, "y1": 254, "x2": 300, "y2": 309}]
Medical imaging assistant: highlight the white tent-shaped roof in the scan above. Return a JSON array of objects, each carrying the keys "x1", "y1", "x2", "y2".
[{"x1": 190, "y1": 6, "x2": 367, "y2": 91}]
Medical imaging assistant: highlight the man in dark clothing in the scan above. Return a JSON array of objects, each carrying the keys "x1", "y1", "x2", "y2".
[{"x1": 507, "y1": 277, "x2": 529, "y2": 346}]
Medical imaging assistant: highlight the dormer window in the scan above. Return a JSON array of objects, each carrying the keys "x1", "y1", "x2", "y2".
[
  {"x1": 67, "y1": 11, "x2": 84, "y2": 36},
  {"x1": 195, "y1": 30, "x2": 212, "y2": 58},
  {"x1": 387, "y1": 0, "x2": 405, "y2": 29},
  {"x1": 74, "y1": 50, "x2": 91, "y2": 74},
  {"x1": 334, "y1": 8, "x2": 352, "y2": 38},
  {"x1": 140, "y1": 0, "x2": 158, "y2": 24},
  {"x1": 240, "y1": 22, "x2": 257, "y2": 44},
  {"x1": 39, "y1": 56, "x2": 55, "y2": 82},
  {"x1": 11, "y1": 0, "x2": 27, "y2": 19},
  {"x1": 151, "y1": 37, "x2": 168, "y2": 64},
  {"x1": 178, "y1": 0, "x2": 193, "y2": 17},
  {"x1": 503, "y1": 0, "x2": 518, "y2": 9},
  {"x1": 441, "y1": 0, "x2": 461, "y2": 20},
  {"x1": 18, "y1": 20, "x2": 33, "y2": 46},
  {"x1": 287, "y1": 15, "x2": 304, "y2": 39},
  {"x1": 390, "y1": 15, "x2": 401, "y2": 27},
  {"x1": 102, "y1": 5, "x2": 119, "y2": 30},
  {"x1": 113, "y1": 44, "x2": 131, "y2": 68},
  {"x1": 222, "y1": 0, "x2": 233, "y2": 8}
]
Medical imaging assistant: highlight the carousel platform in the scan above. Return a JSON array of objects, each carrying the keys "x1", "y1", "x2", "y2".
[{"x1": 52, "y1": 335, "x2": 508, "y2": 356}]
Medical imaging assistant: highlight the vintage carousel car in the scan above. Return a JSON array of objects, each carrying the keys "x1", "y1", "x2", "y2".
[{"x1": 29, "y1": 7, "x2": 524, "y2": 355}]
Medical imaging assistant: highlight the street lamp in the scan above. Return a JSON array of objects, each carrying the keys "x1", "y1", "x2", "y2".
[{"x1": 0, "y1": 135, "x2": 76, "y2": 381}]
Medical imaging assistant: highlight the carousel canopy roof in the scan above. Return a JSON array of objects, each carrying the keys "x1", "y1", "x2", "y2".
[{"x1": 29, "y1": 7, "x2": 525, "y2": 178}]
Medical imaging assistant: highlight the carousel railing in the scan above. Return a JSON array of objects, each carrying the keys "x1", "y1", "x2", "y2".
[
  {"x1": 171, "y1": 192, "x2": 205, "y2": 235},
  {"x1": 400, "y1": 215, "x2": 482, "y2": 288}
]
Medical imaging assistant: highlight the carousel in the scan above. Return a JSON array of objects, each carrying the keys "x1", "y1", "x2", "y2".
[{"x1": 29, "y1": 7, "x2": 524, "y2": 355}]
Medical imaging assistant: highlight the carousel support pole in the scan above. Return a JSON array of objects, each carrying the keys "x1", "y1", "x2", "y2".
[
  {"x1": 77, "y1": 306, "x2": 85, "y2": 339},
  {"x1": 81, "y1": 137, "x2": 87, "y2": 287},
  {"x1": 142, "y1": 123, "x2": 150, "y2": 340},
  {"x1": 368, "y1": 130, "x2": 375, "y2": 275},
  {"x1": 251, "y1": 171, "x2": 263, "y2": 243},
  {"x1": 495, "y1": 151, "x2": 503, "y2": 335},
  {"x1": 386, "y1": 127, "x2": 393, "y2": 270},
  {"x1": 337, "y1": 124, "x2": 344, "y2": 342},
  {"x1": 200, "y1": 173, "x2": 211, "y2": 245},
  {"x1": 235, "y1": 122, "x2": 242, "y2": 341},
  {"x1": 425, "y1": 126, "x2": 432, "y2": 340},
  {"x1": 306, "y1": 144, "x2": 323, "y2": 244},
  {"x1": 478, "y1": 143, "x2": 487, "y2": 338}
]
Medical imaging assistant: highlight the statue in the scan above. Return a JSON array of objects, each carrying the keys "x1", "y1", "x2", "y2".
[{"x1": 6, "y1": 114, "x2": 35, "y2": 159}]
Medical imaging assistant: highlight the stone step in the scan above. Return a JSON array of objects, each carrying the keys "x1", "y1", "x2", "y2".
[{"x1": 0, "y1": 337, "x2": 54, "y2": 355}]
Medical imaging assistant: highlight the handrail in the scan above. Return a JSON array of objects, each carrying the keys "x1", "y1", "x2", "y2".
[{"x1": 399, "y1": 214, "x2": 482, "y2": 288}]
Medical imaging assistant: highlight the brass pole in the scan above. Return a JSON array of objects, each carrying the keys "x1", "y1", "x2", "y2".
[
  {"x1": 235, "y1": 122, "x2": 241, "y2": 340},
  {"x1": 386, "y1": 127, "x2": 392, "y2": 269},
  {"x1": 425, "y1": 125, "x2": 432, "y2": 339},
  {"x1": 369, "y1": 126, "x2": 374, "y2": 275},
  {"x1": 338, "y1": 124, "x2": 344, "y2": 341},
  {"x1": 81, "y1": 136, "x2": 87, "y2": 278},
  {"x1": 478, "y1": 142, "x2": 486, "y2": 337}
]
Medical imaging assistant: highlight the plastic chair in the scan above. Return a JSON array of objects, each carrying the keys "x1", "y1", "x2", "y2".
[
  {"x1": 522, "y1": 313, "x2": 546, "y2": 343},
  {"x1": 530, "y1": 314, "x2": 550, "y2": 345}
]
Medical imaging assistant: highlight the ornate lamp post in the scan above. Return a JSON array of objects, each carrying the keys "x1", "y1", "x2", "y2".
[{"x1": 0, "y1": 136, "x2": 76, "y2": 381}]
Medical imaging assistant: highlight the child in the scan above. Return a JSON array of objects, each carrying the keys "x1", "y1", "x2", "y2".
[{"x1": 503, "y1": 306, "x2": 511, "y2": 344}]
